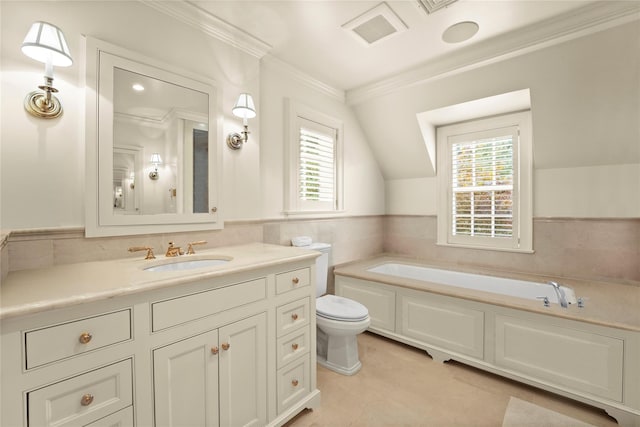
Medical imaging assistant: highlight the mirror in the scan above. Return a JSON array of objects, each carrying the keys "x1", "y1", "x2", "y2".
[{"x1": 85, "y1": 38, "x2": 223, "y2": 237}]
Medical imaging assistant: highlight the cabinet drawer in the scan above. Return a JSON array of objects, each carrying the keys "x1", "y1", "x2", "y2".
[
  {"x1": 27, "y1": 359, "x2": 133, "y2": 427},
  {"x1": 276, "y1": 298, "x2": 310, "y2": 337},
  {"x1": 277, "y1": 327, "x2": 310, "y2": 369},
  {"x1": 276, "y1": 268, "x2": 310, "y2": 294},
  {"x1": 25, "y1": 310, "x2": 131, "y2": 369},
  {"x1": 277, "y1": 357, "x2": 310, "y2": 414},
  {"x1": 152, "y1": 278, "x2": 267, "y2": 331}
]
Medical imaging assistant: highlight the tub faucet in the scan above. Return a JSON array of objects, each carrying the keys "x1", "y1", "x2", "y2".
[{"x1": 548, "y1": 281, "x2": 568, "y2": 308}]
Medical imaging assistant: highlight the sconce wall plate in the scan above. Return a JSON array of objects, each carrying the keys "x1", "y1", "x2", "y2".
[
  {"x1": 227, "y1": 132, "x2": 243, "y2": 150},
  {"x1": 24, "y1": 76, "x2": 62, "y2": 118},
  {"x1": 149, "y1": 170, "x2": 159, "y2": 180}
]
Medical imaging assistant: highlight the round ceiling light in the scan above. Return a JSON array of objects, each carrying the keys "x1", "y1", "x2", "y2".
[{"x1": 442, "y1": 21, "x2": 479, "y2": 44}]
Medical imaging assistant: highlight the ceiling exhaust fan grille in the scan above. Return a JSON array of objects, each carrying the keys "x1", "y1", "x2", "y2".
[
  {"x1": 342, "y1": 2, "x2": 407, "y2": 46},
  {"x1": 417, "y1": 0, "x2": 458, "y2": 14}
]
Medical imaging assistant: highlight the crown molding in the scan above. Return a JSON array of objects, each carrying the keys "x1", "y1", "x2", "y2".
[
  {"x1": 347, "y1": 1, "x2": 640, "y2": 105},
  {"x1": 261, "y1": 55, "x2": 345, "y2": 102},
  {"x1": 139, "y1": 0, "x2": 271, "y2": 58}
]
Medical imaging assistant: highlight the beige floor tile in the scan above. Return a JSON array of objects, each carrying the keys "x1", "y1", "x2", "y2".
[{"x1": 286, "y1": 332, "x2": 618, "y2": 427}]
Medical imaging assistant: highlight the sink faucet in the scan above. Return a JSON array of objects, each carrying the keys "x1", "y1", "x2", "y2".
[
  {"x1": 548, "y1": 281, "x2": 568, "y2": 308},
  {"x1": 165, "y1": 242, "x2": 184, "y2": 257}
]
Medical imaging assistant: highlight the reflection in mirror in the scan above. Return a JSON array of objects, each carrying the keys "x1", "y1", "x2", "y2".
[
  {"x1": 85, "y1": 37, "x2": 222, "y2": 237},
  {"x1": 113, "y1": 68, "x2": 209, "y2": 215}
]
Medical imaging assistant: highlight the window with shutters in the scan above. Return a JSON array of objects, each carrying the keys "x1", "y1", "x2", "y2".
[
  {"x1": 436, "y1": 111, "x2": 533, "y2": 252},
  {"x1": 285, "y1": 100, "x2": 343, "y2": 214}
]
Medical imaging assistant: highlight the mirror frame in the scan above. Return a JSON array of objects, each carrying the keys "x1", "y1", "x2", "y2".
[{"x1": 85, "y1": 37, "x2": 223, "y2": 237}]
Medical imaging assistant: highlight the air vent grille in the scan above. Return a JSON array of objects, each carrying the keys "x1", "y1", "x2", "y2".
[
  {"x1": 417, "y1": 0, "x2": 458, "y2": 14},
  {"x1": 343, "y1": 2, "x2": 407, "y2": 46}
]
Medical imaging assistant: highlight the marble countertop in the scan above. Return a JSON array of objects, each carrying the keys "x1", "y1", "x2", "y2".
[
  {"x1": 334, "y1": 255, "x2": 640, "y2": 332},
  {"x1": 0, "y1": 243, "x2": 318, "y2": 320}
]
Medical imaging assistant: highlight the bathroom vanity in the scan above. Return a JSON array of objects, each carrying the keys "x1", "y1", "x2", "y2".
[{"x1": 0, "y1": 243, "x2": 320, "y2": 427}]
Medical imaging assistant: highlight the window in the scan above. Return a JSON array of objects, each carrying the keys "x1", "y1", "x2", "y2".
[
  {"x1": 437, "y1": 112, "x2": 532, "y2": 252},
  {"x1": 285, "y1": 100, "x2": 343, "y2": 214}
]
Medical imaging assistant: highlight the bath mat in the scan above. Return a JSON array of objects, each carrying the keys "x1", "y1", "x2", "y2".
[{"x1": 502, "y1": 397, "x2": 596, "y2": 427}]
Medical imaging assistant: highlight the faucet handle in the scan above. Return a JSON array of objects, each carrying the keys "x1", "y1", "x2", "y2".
[
  {"x1": 128, "y1": 246, "x2": 156, "y2": 260},
  {"x1": 187, "y1": 240, "x2": 207, "y2": 255},
  {"x1": 536, "y1": 296, "x2": 550, "y2": 307}
]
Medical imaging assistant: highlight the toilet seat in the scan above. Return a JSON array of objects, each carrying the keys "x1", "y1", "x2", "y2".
[{"x1": 316, "y1": 295, "x2": 369, "y2": 322}]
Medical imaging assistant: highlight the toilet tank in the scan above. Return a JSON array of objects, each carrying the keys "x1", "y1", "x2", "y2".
[{"x1": 308, "y1": 243, "x2": 331, "y2": 297}]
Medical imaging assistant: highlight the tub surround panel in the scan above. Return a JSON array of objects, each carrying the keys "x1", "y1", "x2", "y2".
[{"x1": 384, "y1": 216, "x2": 640, "y2": 283}]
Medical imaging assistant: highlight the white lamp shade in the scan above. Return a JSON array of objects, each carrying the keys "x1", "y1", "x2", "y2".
[
  {"x1": 150, "y1": 153, "x2": 162, "y2": 165},
  {"x1": 22, "y1": 21, "x2": 73, "y2": 67},
  {"x1": 232, "y1": 93, "x2": 256, "y2": 119}
]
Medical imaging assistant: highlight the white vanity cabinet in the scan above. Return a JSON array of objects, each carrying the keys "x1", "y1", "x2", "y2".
[
  {"x1": 154, "y1": 313, "x2": 267, "y2": 427},
  {"x1": 1, "y1": 245, "x2": 321, "y2": 427}
]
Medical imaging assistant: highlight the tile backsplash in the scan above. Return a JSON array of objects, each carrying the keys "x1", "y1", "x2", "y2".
[{"x1": 2, "y1": 216, "x2": 637, "y2": 288}]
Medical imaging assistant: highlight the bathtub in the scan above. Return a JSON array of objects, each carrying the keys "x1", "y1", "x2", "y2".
[{"x1": 367, "y1": 263, "x2": 577, "y2": 306}]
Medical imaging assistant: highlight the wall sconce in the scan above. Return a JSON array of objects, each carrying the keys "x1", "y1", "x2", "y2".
[
  {"x1": 129, "y1": 172, "x2": 135, "y2": 189},
  {"x1": 21, "y1": 21, "x2": 73, "y2": 119},
  {"x1": 149, "y1": 153, "x2": 162, "y2": 180},
  {"x1": 227, "y1": 93, "x2": 256, "y2": 150}
]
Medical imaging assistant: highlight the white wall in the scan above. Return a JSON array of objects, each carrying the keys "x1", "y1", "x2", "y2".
[
  {"x1": 361, "y1": 22, "x2": 640, "y2": 218},
  {"x1": 0, "y1": 1, "x2": 384, "y2": 231}
]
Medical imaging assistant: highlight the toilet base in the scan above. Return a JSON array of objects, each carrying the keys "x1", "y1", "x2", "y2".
[{"x1": 316, "y1": 327, "x2": 363, "y2": 376}]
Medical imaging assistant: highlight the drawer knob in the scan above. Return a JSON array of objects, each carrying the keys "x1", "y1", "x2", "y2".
[
  {"x1": 291, "y1": 379, "x2": 299, "y2": 387},
  {"x1": 292, "y1": 277, "x2": 299, "y2": 285},
  {"x1": 221, "y1": 342, "x2": 231, "y2": 351},
  {"x1": 211, "y1": 346, "x2": 219, "y2": 355},
  {"x1": 78, "y1": 332, "x2": 93, "y2": 344},
  {"x1": 80, "y1": 394, "x2": 94, "y2": 406},
  {"x1": 291, "y1": 313, "x2": 299, "y2": 321},
  {"x1": 292, "y1": 343, "x2": 299, "y2": 351}
]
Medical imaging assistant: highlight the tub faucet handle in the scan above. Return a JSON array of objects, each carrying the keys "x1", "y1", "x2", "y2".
[
  {"x1": 577, "y1": 297, "x2": 587, "y2": 308},
  {"x1": 536, "y1": 296, "x2": 550, "y2": 307}
]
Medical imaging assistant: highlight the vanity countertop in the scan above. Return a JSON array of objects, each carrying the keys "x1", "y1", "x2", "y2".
[
  {"x1": 334, "y1": 255, "x2": 640, "y2": 332},
  {"x1": 0, "y1": 243, "x2": 318, "y2": 320}
]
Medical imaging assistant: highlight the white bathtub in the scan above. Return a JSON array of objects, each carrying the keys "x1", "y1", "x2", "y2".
[{"x1": 367, "y1": 263, "x2": 577, "y2": 306}]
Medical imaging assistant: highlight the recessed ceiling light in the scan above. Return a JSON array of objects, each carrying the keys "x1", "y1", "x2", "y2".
[
  {"x1": 442, "y1": 21, "x2": 479, "y2": 44},
  {"x1": 132, "y1": 83, "x2": 145, "y2": 92}
]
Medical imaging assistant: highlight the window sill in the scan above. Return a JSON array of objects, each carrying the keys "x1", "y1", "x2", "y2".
[
  {"x1": 282, "y1": 210, "x2": 346, "y2": 219},
  {"x1": 436, "y1": 242, "x2": 535, "y2": 254}
]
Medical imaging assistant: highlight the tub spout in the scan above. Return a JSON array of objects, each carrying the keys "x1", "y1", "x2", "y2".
[{"x1": 548, "y1": 281, "x2": 568, "y2": 308}]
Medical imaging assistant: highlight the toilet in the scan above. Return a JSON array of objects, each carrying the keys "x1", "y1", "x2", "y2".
[{"x1": 305, "y1": 242, "x2": 370, "y2": 375}]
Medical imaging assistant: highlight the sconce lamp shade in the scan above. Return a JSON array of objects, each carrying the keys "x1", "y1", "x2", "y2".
[
  {"x1": 150, "y1": 153, "x2": 163, "y2": 165},
  {"x1": 232, "y1": 93, "x2": 256, "y2": 119},
  {"x1": 22, "y1": 21, "x2": 73, "y2": 67}
]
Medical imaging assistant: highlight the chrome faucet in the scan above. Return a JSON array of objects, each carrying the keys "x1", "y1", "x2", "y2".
[{"x1": 548, "y1": 281, "x2": 568, "y2": 308}]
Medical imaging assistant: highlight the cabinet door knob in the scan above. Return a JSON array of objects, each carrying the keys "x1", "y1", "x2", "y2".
[
  {"x1": 291, "y1": 379, "x2": 299, "y2": 387},
  {"x1": 221, "y1": 342, "x2": 231, "y2": 351},
  {"x1": 292, "y1": 277, "x2": 299, "y2": 285},
  {"x1": 211, "y1": 346, "x2": 219, "y2": 355},
  {"x1": 291, "y1": 343, "x2": 299, "y2": 351},
  {"x1": 80, "y1": 393, "x2": 94, "y2": 406},
  {"x1": 291, "y1": 313, "x2": 299, "y2": 321},
  {"x1": 79, "y1": 332, "x2": 92, "y2": 344}
]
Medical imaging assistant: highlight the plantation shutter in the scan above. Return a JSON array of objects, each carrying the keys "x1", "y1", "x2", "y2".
[
  {"x1": 298, "y1": 118, "x2": 336, "y2": 207},
  {"x1": 450, "y1": 126, "x2": 518, "y2": 240}
]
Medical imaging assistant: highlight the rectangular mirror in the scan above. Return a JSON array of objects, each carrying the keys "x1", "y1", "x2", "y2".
[{"x1": 85, "y1": 38, "x2": 223, "y2": 237}]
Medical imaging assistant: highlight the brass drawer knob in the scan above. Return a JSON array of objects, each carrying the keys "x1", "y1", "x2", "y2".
[
  {"x1": 80, "y1": 393, "x2": 94, "y2": 406},
  {"x1": 292, "y1": 277, "x2": 299, "y2": 285},
  {"x1": 292, "y1": 343, "x2": 299, "y2": 351},
  {"x1": 291, "y1": 313, "x2": 299, "y2": 321},
  {"x1": 291, "y1": 379, "x2": 299, "y2": 387},
  {"x1": 221, "y1": 342, "x2": 230, "y2": 351},
  {"x1": 79, "y1": 332, "x2": 92, "y2": 344},
  {"x1": 211, "y1": 346, "x2": 219, "y2": 355}
]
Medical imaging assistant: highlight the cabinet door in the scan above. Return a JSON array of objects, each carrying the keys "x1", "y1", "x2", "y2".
[
  {"x1": 219, "y1": 313, "x2": 267, "y2": 427},
  {"x1": 153, "y1": 330, "x2": 219, "y2": 427}
]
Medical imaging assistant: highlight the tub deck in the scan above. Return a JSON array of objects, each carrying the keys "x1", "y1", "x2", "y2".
[{"x1": 333, "y1": 255, "x2": 640, "y2": 332}]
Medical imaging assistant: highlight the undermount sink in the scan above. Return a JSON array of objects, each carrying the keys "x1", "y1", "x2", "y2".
[{"x1": 144, "y1": 258, "x2": 230, "y2": 272}]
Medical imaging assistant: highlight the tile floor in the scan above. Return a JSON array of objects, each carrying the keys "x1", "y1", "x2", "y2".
[{"x1": 286, "y1": 332, "x2": 619, "y2": 427}]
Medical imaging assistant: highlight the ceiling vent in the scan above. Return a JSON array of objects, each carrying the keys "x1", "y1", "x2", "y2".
[
  {"x1": 417, "y1": 0, "x2": 458, "y2": 14},
  {"x1": 342, "y1": 2, "x2": 408, "y2": 46}
]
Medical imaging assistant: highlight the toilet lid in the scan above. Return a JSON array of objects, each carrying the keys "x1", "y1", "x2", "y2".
[{"x1": 316, "y1": 295, "x2": 369, "y2": 322}]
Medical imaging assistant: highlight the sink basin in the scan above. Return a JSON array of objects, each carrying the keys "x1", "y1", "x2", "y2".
[{"x1": 144, "y1": 259, "x2": 230, "y2": 272}]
